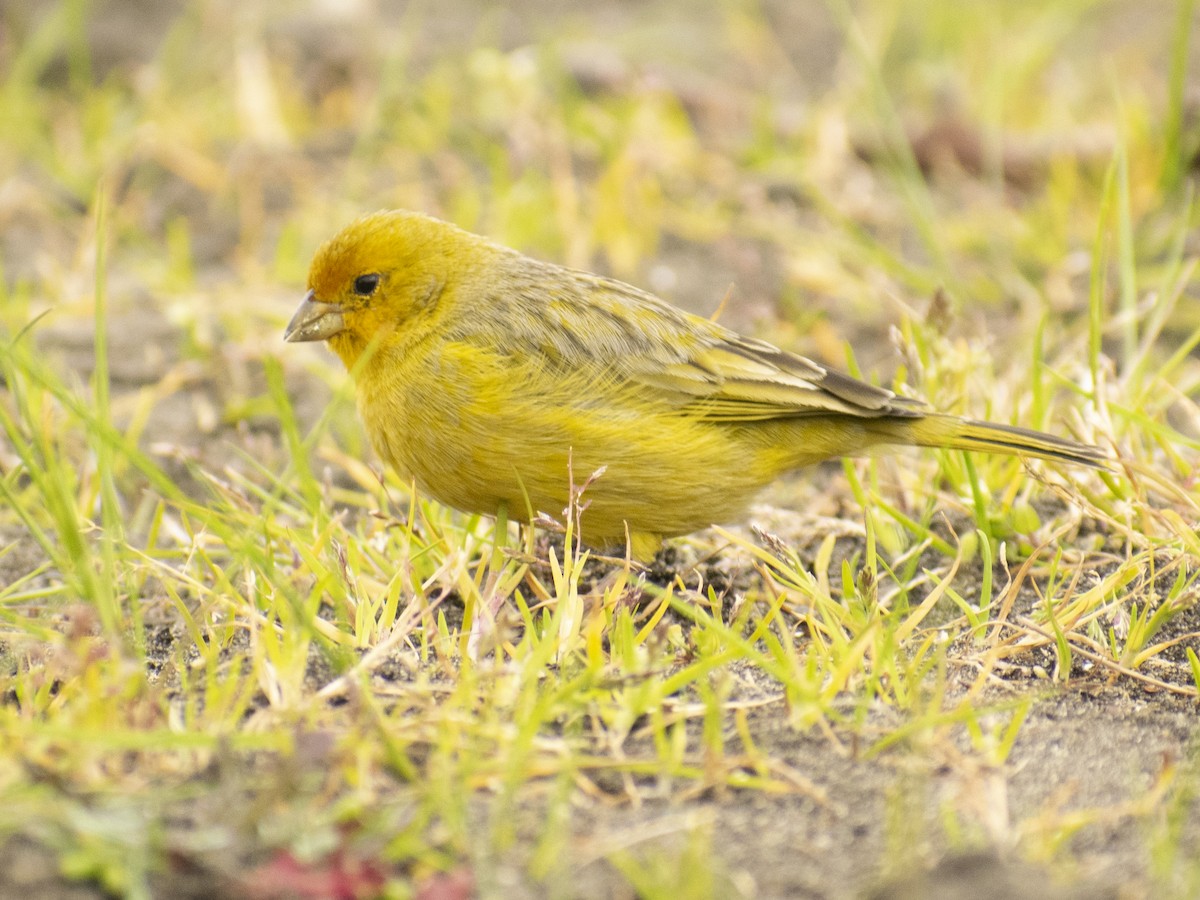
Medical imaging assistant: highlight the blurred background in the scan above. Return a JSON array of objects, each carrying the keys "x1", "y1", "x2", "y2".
[{"x1": 4, "y1": 0, "x2": 1192, "y2": 328}]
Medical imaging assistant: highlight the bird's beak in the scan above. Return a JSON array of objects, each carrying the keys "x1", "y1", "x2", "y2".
[{"x1": 284, "y1": 291, "x2": 345, "y2": 343}]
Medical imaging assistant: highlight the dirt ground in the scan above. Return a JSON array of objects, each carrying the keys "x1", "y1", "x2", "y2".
[{"x1": 2, "y1": 0, "x2": 1199, "y2": 898}]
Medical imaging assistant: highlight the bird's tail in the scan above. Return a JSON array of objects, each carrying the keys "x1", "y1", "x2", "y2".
[{"x1": 885, "y1": 414, "x2": 1111, "y2": 469}]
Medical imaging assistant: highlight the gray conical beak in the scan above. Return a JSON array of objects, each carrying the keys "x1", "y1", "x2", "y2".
[{"x1": 284, "y1": 290, "x2": 345, "y2": 342}]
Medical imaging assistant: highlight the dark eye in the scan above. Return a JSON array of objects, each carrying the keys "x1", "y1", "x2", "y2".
[{"x1": 353, "y1": 273, "x2": 380, "y2": 296}]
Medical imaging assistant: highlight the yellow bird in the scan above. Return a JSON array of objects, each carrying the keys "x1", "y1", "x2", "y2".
[{"x1": 286, "y1": 210, "x2": 1106, "y2": 559}]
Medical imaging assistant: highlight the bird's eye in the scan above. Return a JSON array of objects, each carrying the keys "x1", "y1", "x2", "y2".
[{"x1": 353, "y1": 273, "x2": 380, "y2": 296}]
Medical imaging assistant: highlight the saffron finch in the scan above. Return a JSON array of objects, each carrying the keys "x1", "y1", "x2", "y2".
[{"x1": 285, "y1": 210, "x2": 1106, "y2": 559}]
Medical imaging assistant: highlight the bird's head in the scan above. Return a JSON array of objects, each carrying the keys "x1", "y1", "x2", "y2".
[{"x1": 284, "y1": 209, "x2": 492, "y2": 370}]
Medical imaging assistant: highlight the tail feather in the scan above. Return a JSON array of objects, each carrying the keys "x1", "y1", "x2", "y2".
[{"x1": 899, "y1": 415, "x2": 1111, "y2": 469}]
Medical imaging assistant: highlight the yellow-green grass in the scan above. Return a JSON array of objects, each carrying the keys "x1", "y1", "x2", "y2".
[{"x1": 1, "y1": 0, "x2": 1199, "y2": 896}]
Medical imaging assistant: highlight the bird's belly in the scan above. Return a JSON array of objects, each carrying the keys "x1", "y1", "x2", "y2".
[{"x1": 360, "y1": 385, "x2": 773, "y2": 544}]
